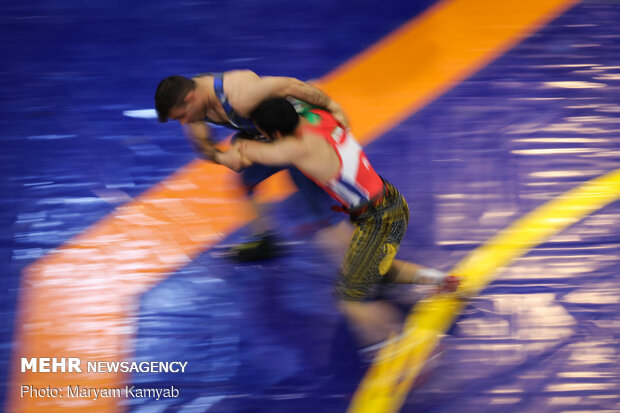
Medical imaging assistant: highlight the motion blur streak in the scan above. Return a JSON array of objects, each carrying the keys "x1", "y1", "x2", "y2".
[
  {"x1": 10, "y1": 162, "x2": 257, "y2": 412},
  {"x1": 349, "y1": 167, "x2": 620, "y2": 413},
  {"x1": 317, "y1": 0, "x2": 580, "y2": 145},
  {"x1": 9, "y1": 0, "x2": 580, "y2": 412},
  {"x1": 344, "y1": 0, "x2": 584, "y2": 411}
]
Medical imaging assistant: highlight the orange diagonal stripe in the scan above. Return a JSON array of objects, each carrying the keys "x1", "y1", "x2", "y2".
[
  {"x1": 318, "y1": 0, "x2": 579, "y2": 145},
  {"x1": 9, "y1": 0, "x2": 578, "y2": 411}
]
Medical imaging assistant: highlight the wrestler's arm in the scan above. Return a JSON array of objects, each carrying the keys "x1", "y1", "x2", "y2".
[
  {"x1": 183, "y1": 122, "x2": 222, "y2": 163},
  {"x1": 233, "y1": 137, "x2": 307, "y2": 168},
  {"x1": 229, "y1": 70, "x2": 349, "y2": 127}
]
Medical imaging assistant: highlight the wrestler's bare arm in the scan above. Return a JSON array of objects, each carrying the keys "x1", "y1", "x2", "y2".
[
  {"x1": 183, "y1": 122, "x2": 222, "y2": 163},
  {"x1": 235, "y1": 137, "x2": 307, "y2": 167},
  {"x1": 226, "y1": 70, "x2": 349, "y2": 127},
  {"x1": 235, "y1": 133, "x2": 339, "y2": 182}
]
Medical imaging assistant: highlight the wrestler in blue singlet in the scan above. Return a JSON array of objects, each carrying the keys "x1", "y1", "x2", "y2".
[{"x1": 205, "y1": 73, "x2": 339, "y2": 226}]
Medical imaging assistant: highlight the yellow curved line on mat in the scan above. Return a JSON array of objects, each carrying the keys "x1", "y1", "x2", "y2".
[
  {"x1": 348, "y1": 168, "x2": 620, "y2": 413},
  {"x1": 9, "y1": 0, "x2": 579, "y2": 411}
]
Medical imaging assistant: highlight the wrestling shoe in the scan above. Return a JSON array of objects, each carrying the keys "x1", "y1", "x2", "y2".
[{"x1": 227, "y1": 232, "x2": 284, "y2": 262}]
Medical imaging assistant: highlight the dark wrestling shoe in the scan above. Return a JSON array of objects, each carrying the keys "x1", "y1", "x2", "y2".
[{"x1": 228, "y1": 232, "x2": 284, "y2": 262}]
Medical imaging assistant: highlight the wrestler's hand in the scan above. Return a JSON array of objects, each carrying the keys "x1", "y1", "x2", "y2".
[
  {"x1": 217, "y1": 148, "x2": 242, "y2": 172},
  {"x1": 234, "y1": 140, "x2": 253, "y2": 168},
  {"x1": 327, "y1": 101, "x2": 350, "y2": 129},
  {"x1": 215, "y1": 141, "x2": 251, "y2": 172},
  {"x1": 197, "y1": 141, "x2": 221, "y2": 162},
  {"x1": 439, "y1": 274, "x2": 461, "y2": 293},
  {"x1": 432, "y1": 274, "x2": 461, "y2": 295},
  {"x1": 184, "y1": 123, "x2": 221, "y2": 162}
]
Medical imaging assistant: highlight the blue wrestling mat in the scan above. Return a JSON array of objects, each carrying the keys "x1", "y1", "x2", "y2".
[{"x1": 2, "y1": 1, "x2": 619, "y2": 412}]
